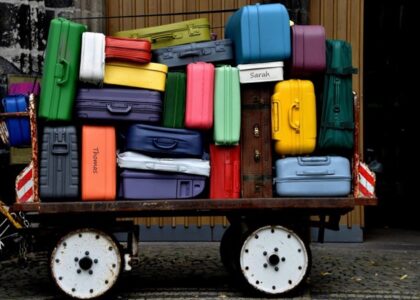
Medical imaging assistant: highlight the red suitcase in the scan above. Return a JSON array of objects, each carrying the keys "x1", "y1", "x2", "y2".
[
  {"x1": 210, "y1": 144, "x2": 240, "y2": 199},
  {"x1": 185, "y1": 62, "x2": 214, "y2": 130},
  {"x1": 105, "y1": 36, "x2": 152, "y2": 63}
]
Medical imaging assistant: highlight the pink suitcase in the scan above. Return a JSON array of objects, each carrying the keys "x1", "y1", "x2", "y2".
[{"x1": 185, "y1": 62, "x2": 214, "y2": 130}]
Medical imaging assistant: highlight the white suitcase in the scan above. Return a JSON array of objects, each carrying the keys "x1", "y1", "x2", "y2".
[
  {"x1": 79, "y1": 32, "x2": 105, "y2": 84},
  {"x1": 117, "y1": 151, "x2": 210, "y2": 177},
  {"x1": 237, "y1": 61, "x2": 284, "y2": 83}
]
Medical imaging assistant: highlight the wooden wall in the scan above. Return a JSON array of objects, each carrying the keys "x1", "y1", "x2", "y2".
[{"x1": 106, "y1": 0, "x2": 366, "y2": 232}]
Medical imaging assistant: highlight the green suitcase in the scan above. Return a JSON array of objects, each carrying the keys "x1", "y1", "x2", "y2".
[
  {"x1": 162, "y1": 72, "x2": 186, "y2": 128},
  {"x1": 113, "y1": 18, "x2": 211, "y2": 50},
  {"x1": 318, "y1": 40, "x2": 357, "y2": 150},
  {"x1": 39, "y1": 18, "x2": 86, "y2": 121},
  {"x1": 214, "y1": 65, "x2": 241, "y2": 145}
]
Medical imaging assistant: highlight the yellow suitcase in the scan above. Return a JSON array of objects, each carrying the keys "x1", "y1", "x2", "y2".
[
  {"x1": 104, "y1": 62, "x2": 168, "y2": 92},
  {"x1": 113, "y1": 18, "x2": 211, "y2": 50},
  {"x1": 271, "y1": 79, "x2": 316, "y2": 155}
]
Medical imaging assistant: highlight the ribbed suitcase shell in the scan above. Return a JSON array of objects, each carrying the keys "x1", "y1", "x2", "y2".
[
  {"x1": 275, "y1": 156, "x2": 351, "y2": 196},
  {"x1": 39, "y1": 18, "x2": 86, "y2": 121},
  {"x1": 105, "y1": 36, "x2": 151, "y2": 63},
  {"x1": 214, "y1": 66, "x2": 241, "y2": 145},
  {"x1": 75, "y1": 88, "x2": 161, "y2": 123},
  {"x1": 39, "y1": 126, "x2": 79, "y2": 199},
  {"x1": 291, "y1": 25, "x2": 326, "y2": 76},
  {"x1": 118, "y1": 151, "x2": 210, "y2": 177},
  {"x1": 237, "y1": 62, "x2": 284, "y2": 84},
  {"x1": 225, "y1": 3, "x2": 291, "y2": 64},
  {"x1": 185, "y1": 62, "x2": 214, "y2": 129},
  {"x1": 79, "y1": 32, "x2": 105, "y2": 84},
  {"x1": 162, "y1": 72, "x2": 186, "y2": 128},
  {"x1": 241, "y1": 84, "x2": 273, "y2": 198},
  {"x1": 2, "y1": 95, "x2": 30, "y2": 147},
  {"x1": 104, "y1": 61, "x2": 168, "y2": 92},
  {"x1": 113, "y1": 18, "x2": 211, "y2": 50},
  {"x1": 126, "y1": 124, "x2": 204, "y2": 158},
  {"x1": 210, "y1": 145, "x2": 240, "y2": 199},
  {"x1": 153, "y1": 39, "x2": 233, "y2": 68},
  {"x1": 82, "y1": 126, "x2": 116, "y2": 201},
  {"x1": 119, "y1": 170, "x2": 206, "y2": 199},
  {"x1": 272, "y1": 80, "x2": 316, "y2": 155},
  {"x1": 8, "y1": 82, "x2": 40, "y2": 96}
]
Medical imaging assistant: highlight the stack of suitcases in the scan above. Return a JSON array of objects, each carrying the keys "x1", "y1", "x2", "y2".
[{"x1": 29, "y1": 2, "x2": 357, "y2": 202}]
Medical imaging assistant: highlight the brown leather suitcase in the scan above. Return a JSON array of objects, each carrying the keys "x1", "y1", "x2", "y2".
[{"x1": 241, "y1": 84, "x2": 273, "y2": 198}]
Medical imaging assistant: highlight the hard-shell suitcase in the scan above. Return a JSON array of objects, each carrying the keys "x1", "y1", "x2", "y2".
[
  {"x1": 153, "y1": 39, "x2": 233, "y2": 68},
  {"x1": 105, "y1": 36, "x2": 152, "y2": 63},
  {"x1": 162, "y1": 72, "x2": 186, "y2": 128},
  {"x1": 274, "y1": 156, "x2": 351, "y2": 196},
  {"x1": 75, "y1": 88, "x2": 162, "y2": 123},
  {"x1": 8, "y1": 82, "x2": 40, "y2": 96},
  {"x1": 39, "y1": 18, "x2": 86, "y2": 121},
  {"x1": 241, "y1": 84, "x2": 273, "y2": 198},
  {"x1": 225, "y1": 3, "x2": 291, "y2": 64},
  {"x1": 237, "y1": 62, "x2": 284, "y2": 84},
  {"x1": 185, "y1": 62, "x2": 214, "y2": 130},
  {"x1": 210, "y1": 145, "x2": 240, "y2": 199},
  {"x1": 119, "y1": 170, "x2": 206, "y2": 199},
  {"x1": 2, "y1": 95, "x2": 30, "y2": 147},
  {"x1": 290, "y1": 25, "x2": 326, "y2": 76},
  {"x1": 79, "y1": 32, "x2": 105, "y2": 85},
  {"x1": 82, "y1": 126, "x2": 116, "y2": 201},
  {"x1": 39, "y1": 126, "x2": 79, "y2": 199},
  {"x1": 318, "y1": 40, "x2": 357, "y2": 150},
  {"x1": 272, "y1": 79, "x2": 316, "y2": 155},
  {"x1": 117, "y1": 151, "x2": 210, "y2": 177},
  {"x1": 104, "y1": 61, "x2": 168, "y2": 92},
  {"x1": 214, "y1": 66, "x2": 241, "y2": 145},
  {"x1": 113, "y1": 18, "x2": 211, "y2": 50},
  {"x1": 126, "y1": 124, "x2": 204, "y2": 158}
]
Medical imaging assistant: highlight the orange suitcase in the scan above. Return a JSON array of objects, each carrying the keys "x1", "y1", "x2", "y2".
[{"x1": 82, "y1": 125, "x2": 116, "y2": 201}]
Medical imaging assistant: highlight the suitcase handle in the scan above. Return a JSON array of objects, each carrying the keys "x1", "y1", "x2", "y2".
[
  {"x1": 57, "y1": 59, "x2": 70, "y2": 85},
  {"x1": 296, "y1": 170, "x2": 334, "y2": 176},
  {"x1": 151, "y1": 33, "x2": 178, "y2": 42},
  {"x1": 298, "y1": 156, "x2": 330, "y2": 165},
  {"x1": 272, "y1": 101, "x2": 280, "y2": 133},
  {"x1": 288, "y1": 101, "x2": 300, "y2": 132},
  {"x1": 52, "y1": 144, "x2": 69, "y2": 154},
  {"x1": 153, "y1": 138, "x2": 178, "y2": 150},
  {"x1": 106, "y1": 104, "x2": 132, "y2": 114},
  {"x1": 145, "y1": 162, "x2": 187, "y2": 172},
  {"x1": 178, "y1": 50, "x2": 201, "y2": 58}
]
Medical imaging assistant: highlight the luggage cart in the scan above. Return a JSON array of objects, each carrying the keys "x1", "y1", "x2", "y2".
[{"x1": 1, "y1": 93, "x2": 377, "y2": 299}]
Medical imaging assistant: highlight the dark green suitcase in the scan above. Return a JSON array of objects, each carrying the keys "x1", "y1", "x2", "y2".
[
  {"x1": 162, "y1": 72, "x2": 186, "y2": 128},
  {"x1": 39, "y1": 18, "x2": 86, "y2": 121},
  {"x1": 318, "y1": 40, "x2": 357, "y2": 150}
]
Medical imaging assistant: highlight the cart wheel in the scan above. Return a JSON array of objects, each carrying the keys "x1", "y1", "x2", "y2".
[
  {"x1": 219, "y1": 224, "x2": 242, "y2": 275},
  {"x1": 239, "y1": 225, "x2": 310, "y2": 295},
  {"x1": 50, "y1": 228, "x2": 122, "y2": 299}
]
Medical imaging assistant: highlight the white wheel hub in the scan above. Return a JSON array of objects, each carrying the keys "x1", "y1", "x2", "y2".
[
  {"x1": 50, "y1": 228, "x2": 122, "y2": 299},
  {"x1": 240, "y1": 225, "x2": 309, "y2": 294}
]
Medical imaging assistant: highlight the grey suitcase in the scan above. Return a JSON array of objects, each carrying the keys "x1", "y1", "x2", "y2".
[
  {"x1": 153, "y1": 39, "x2": 233, "y2": 68},
  {"x1": 274, "y1": 156, "x2": 351, "y2": 197},
  {"x1": 39, "y1": 126, "x2": 79, "y2": 199}
]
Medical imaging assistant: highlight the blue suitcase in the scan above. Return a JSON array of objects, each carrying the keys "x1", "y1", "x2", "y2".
[
  {"x1": 125, "y1": 124, "x2": 204, "y2": 158},
  {"x1": 225, "y1": 3, "x2": 291, "y2": 64},
  {"x1": 2, "y1": 95, "x2": 31, "y2": 147},
  {"x1": 274, "y1": 156, "x2": 351, "y2": 197}
]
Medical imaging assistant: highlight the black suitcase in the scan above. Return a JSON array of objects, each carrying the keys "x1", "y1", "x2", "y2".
[{"x1": 39, "y1": 126, "x2": 79, "y2": 199}]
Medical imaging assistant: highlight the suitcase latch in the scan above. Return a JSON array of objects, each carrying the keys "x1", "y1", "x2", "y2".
[
  {"x1": 188, "y1": 24, "x2": 200, "y2": 36},
  {"x1": 253, "y1": 124, "x2": 260, "y2": 137},
  {"x1": 254, "y1": 150, "x2": 261, "y2": 162}
]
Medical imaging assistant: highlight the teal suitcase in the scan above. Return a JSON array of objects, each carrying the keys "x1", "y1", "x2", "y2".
[
  {"x1": 39, "y1": 18, "x2": 86, "y2": 121},
  {"x1": 214, "y1": 66, "x2": 241, "y2": 145},
  {"x1": 162, "y1": 72, "x2": 186, "y2": 128}
]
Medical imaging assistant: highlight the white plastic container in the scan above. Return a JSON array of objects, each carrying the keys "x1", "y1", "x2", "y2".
[{"x1": 79, "y1": 32, "x2": 105, "y2": 85}]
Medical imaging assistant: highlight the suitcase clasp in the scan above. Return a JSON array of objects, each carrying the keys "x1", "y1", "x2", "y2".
[
  {"x1": 188, "y1": 24, "x2": 200, "y2": 36},
  {"x1": 253, "y1": 124, "x2": 260, "y2": 137},
  {"x1": 254, "y1": 149, "x2": 261, "y2": 162}
]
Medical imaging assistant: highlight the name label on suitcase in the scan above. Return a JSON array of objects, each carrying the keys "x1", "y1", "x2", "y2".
[{"x1": 238, "y1": 62, "x2": 284, "y2": 84}]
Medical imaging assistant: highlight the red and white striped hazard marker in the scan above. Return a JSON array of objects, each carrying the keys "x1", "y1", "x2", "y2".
[
  {"x1": 356, "y1": 161, "x2": 376, "y2": 198},
  {"x1": 15, "y1": 162, "x2": 34, "y2": 203}
]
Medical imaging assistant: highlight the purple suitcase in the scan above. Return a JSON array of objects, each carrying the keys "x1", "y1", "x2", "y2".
[
  {"x1": 119, "y1": 170, "x2": 206, "y2": 199},
  {"x1": 75, "y1": 88, "x2": 162, "y2": 123},
  {"x1": 8, "y1": 82, "x2": 41, "y2": 96},
  {"x1": 290, "y1": 25, "x2": 326, "y2": 76}
]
